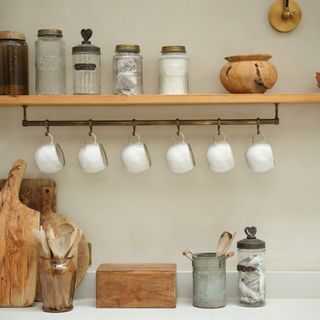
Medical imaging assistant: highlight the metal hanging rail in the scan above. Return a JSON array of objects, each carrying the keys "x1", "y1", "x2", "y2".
[{"x1": 21, "y1": 103, "x2": 279, "y2": 128}]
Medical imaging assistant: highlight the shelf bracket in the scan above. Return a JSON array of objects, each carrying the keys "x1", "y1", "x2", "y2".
[{"x1": 21, "y1": 103, "x2": 280, "y2": 128}]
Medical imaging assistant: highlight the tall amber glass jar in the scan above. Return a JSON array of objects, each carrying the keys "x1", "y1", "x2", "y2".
[{"x1": 0, "y1": 31, "x2": 28, "y2": 95}]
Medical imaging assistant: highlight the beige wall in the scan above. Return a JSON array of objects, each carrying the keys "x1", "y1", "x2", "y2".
[{"x1": 1, "y1": 0, "x2": 320, "y2": 271}]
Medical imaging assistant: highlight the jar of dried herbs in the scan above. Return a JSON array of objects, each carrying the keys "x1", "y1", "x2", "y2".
[
  {"x1": 0, "y1": 31, "x2": 28, "y2": 95},
  {"x1": 113, "y1": 44, "x2": 142, "y2": 95}
]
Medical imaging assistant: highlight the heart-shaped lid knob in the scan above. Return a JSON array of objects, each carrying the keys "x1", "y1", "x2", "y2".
[
  {"x1": 237, "y1": 226, "x2": 265, "y2": 250},
  {"x1": 81, "y1": 29, "x2": 92, "y2": 44}
]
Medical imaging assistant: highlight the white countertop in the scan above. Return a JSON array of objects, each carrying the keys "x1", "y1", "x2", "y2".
[{"x1": 1, "y1": 299, "x2": 319, "y2": 320}]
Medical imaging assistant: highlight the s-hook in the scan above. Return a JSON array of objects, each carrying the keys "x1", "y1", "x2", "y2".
[
  {"x1": 256, "y1": 118, "x2": 261, "y2": 135},
  {"x1": 88, "y1": 119, "x2": 93, "y2": 136},
  {"x1": 176, "y1": 118, "x2": 180, "y2": 136},
  {"x1": 45, "y1": 119, "x2": 50, "y2": 136},
  {"x1": 132, "y1": 119, "x2": 136, "y2": 136},
  {"x1": 217, "y1": 118, "x2": 221, "y2": 136}
]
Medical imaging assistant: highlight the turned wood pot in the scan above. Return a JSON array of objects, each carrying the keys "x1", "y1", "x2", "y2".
[{"x1": 220, "y1": 54, "x2": 277, "y2": 94}]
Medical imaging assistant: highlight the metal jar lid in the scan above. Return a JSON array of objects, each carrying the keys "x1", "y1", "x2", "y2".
[
  {"x1": 0, "y1": 31, "x2": 26, "y2": 41},
  {"x1": 115, "y1": 44, "x2": 140, "y2": 53},
  {"x1": 237, "y1": 226, "x2": 265, "y2": 250},
  {"x1": 38, "y1": 29, "x2": 63, "y2": 37},
  {"x1": 161, "y1": 46, "x2": 186, "y2": 54},
  {"x1": 72, "y1": 29, "x2": 100, "y2": 54}
]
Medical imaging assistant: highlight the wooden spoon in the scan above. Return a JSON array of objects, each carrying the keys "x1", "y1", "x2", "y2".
[
  {"x1": 217, "y1": 231, "x2": 236, "y2": 257},
  {"x1": 46, "y1": 223, "x2": 77, "y2": 259},
  {"x1": 34, "y1": 226, "x2": 51, "y2": 258}
]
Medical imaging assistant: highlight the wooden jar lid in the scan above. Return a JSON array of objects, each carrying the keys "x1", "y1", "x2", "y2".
[{"x1": 0, "y1": 31, "x2": 26, "y2": 41}]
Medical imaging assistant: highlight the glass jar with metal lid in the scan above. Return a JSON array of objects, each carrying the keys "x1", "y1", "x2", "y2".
[
  {"x1": 0, "y1": 31, "x2": 28, "y2": 95},
  {"x1": 72, "y1": 29, "x2": 101, "y2": 95},
  {"x1": 35, "y1": 29, "x2": 66, "y2": 95},
  {"x1": 237, "y1": 226, "x2": 266, "y2": 307},
  {"x1": 159, "y1": 46, "x2": 188, "y2": 95},
  {"x1": 113, "y1": 44, "x2": 142, "y2": 95}
]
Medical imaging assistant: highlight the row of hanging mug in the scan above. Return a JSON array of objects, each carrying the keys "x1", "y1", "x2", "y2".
[{"x1": 34, "y1": 122, "x2": 275, "y2": 174}]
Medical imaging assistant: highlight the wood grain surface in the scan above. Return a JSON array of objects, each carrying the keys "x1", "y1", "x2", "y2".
[
  {"x1": 96, "y1": 264, "x2": 176, "y2": 308},
  {"x1": 0, "y1": 160, "x2": 40, "y2": 307}
]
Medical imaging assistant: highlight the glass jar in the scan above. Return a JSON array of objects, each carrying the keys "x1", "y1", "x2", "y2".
[
  {"x1": 237, "y1": 227, "x2": 266, "y2": 307},
  {"x1": 35, "y1": 29, "x2": 66, "y2": 95},
  {"x1": 39, "y1": 257, "x2": 76, "y2": 313},
  {"x1": 113, "y1": 44, "x2": 142, "y2": 95},
  {"x1": 0, "y1": 31, "x2": 28, "y2": 95},
  {"x1": 72, "y1": 29, "x2": 100, "y2": 95},
  {"x1": 159, "y1": 46, "x2": 188, "y2": 95}
]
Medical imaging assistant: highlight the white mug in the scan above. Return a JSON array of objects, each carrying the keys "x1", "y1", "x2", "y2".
[
  {"x1": 246, "y1": 133, "x2": 274, "y2": 173},
  {"x1": 121, "y1": 133, "x2": 151, "y2": 173},
  {"x1": 34, "y1": 133, "x2": 65, "y2": 174},
  {"x1": 207, "y1": 133, "x2": 235, "y2": 173},
  {"x1": 166, "y1": 133, "x2": 195, "y2": 174},
  {"x1": 78, "y1": 133, "x2": 108, "y2": 173}
]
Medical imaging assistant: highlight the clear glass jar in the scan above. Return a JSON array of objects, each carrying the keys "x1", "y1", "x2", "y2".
[
  {"x1": 159, "y1": 46, "x2": 188, "y2": 95},
  {"x1": 72, "y1": 29, "x2": 101, "y2": 95},
  {"x1": 39, "y1": 257, "x2": 76, "y2": 313},
  {"x1": 113, "y1": 44, "x2": 142, "y2": 95},
  {"x1": 35, "y1": 29, "x2": 66, "y2": 95},
  {"x1": 0, "y1": 31, "x2": 28, "y2": 95},
  {"x1": 237, "y1": 227, "x2": 266, "y2": 307}
]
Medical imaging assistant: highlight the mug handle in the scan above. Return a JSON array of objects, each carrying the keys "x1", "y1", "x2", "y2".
[
  {"x1": 46, "y1": 132, "x2": 54, "y2": 144},
  {"x1": 128, "y1": 132, "x2": 141, "y2": 144},
  {"x1": 172, "y1": 132, "x2": 185, "y2": 144},
  {"x1": 212, "y1": 132, "x2": 226, "y2": 143},
  {"x1": 252, "y1": 132, "x2": 265, "y2": 144}
]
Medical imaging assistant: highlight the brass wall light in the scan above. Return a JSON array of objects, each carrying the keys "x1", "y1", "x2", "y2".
[{"x1": 268, "y1": 0, "x2": 302, "y2": 33}]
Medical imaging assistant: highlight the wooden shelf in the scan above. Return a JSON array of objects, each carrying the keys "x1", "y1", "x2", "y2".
[{"x1": 0, "y1": 93, "x2": 320, "y2": 107}]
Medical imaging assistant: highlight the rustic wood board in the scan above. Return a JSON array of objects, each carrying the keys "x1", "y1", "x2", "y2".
[
  {"x1": 0, "y1": 178, "x2": 90, "y2": 302},
  {"x1": 0, "y1": 160, "x2": 40, "y2": 307},
  {"x1": 96, "y1": 264, "x2": 176, "y2": 308}
]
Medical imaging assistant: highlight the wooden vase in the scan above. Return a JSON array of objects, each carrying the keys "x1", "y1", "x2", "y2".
[{"x1": 220, "y1": 54, "x2": 277, "y2": 94}]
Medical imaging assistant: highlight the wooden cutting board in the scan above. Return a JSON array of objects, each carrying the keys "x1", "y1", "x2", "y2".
[
  {"x1": 0, "y1": 160, "x2": 40, "y2": 307},
  {"x1": 0, "y1": 178, "x2": 90, "y2": 302}
]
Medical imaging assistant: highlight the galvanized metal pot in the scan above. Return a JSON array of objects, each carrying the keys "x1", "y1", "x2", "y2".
[{"x1": 184, "y1": 251, "x2": 226, "y2": 308}]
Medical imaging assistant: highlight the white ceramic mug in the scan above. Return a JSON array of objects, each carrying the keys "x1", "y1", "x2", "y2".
[
  {"x1": 207, "y1": 133, "x2": 235, "y2": 173},
  {"x1": 166, "y1": 133, "x2": 195, "y2": 174},
  {"x1": 78, "y1": 133, "x2": 108, "y2": 173},
  {"x1": 34, "y1": 133, "x2": 65, "y2": 174},
  {"x1": 246, "y1": 133, "x2": 274, "y2": 173},
  {"x1": 121, "y1": 133, "x2": 151, "y2": 173}
]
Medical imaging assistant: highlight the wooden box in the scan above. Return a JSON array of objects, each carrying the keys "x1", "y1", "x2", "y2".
[{"x1": 96, "y1": 264, "x2": 176, "y2": 308}]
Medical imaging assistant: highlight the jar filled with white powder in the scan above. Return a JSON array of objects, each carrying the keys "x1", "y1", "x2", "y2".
[{"x1": 159, "y1": 46, "x2": 188, "y2": 95}]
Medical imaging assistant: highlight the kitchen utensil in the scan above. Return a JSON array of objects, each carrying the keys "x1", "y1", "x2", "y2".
[
  {"x1": 41, "y1": 186, "x2": 89, "y2": 288},
  {"x1": 0, "y1": 160, "x2": 40, "y2": 307},
  {"x1": 45, "y1": 223, "x2": 77, "y2": 259},
  {"x1": 34, "y1": 226, "x2": 51, "y2": 258},
  {"x1": 96, "y1": 264, "x2": 176, "y2": 308},
  {"x1": 217, "y1": 231, "x2": 233, "y2": 257}
]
